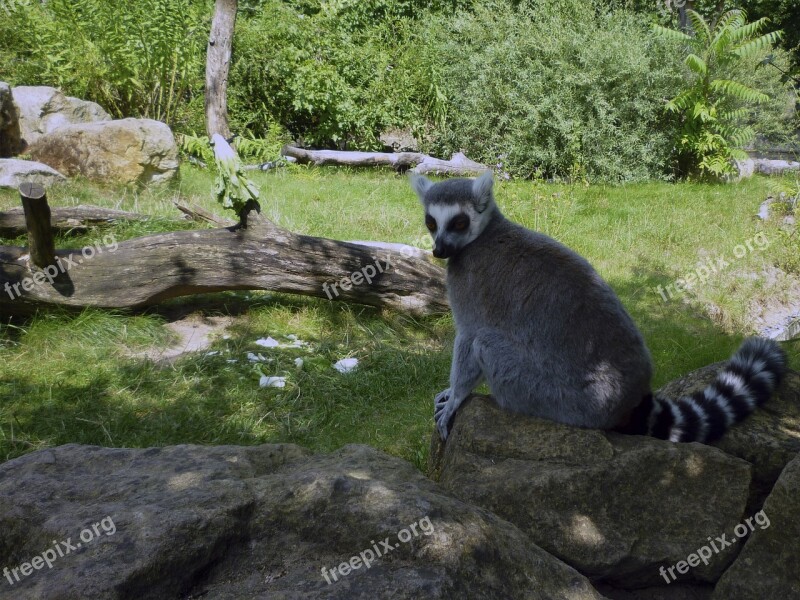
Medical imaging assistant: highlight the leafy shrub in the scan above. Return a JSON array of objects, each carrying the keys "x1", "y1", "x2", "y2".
[
  {"x1": 229, "y1": 0, "x2": 450, "y2": 149},
  {"x1": 0, "y1": 0, "x2": 208, "y2": 132},
  {"x1": 420, "y1": 0, "x2": 686, "y2": 182},
  {"x1": 653, "y1": 9, "x2": 784, "y2": 178}
]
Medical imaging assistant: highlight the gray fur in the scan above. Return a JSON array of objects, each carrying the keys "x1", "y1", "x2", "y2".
[{"x1": 411, "y1": 172, "x2": 786, "y2": 442}]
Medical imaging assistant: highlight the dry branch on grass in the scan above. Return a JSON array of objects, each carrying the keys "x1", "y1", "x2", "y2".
[
  {"x1": 0, "y1": 192, "x2": 448, "y2": 316},
  {"x1": 0, "y1": 205, "x2": 146, "y2": 237},
  {"x1": 281, "y1": 146, "x2": 489, "y2": 176}
]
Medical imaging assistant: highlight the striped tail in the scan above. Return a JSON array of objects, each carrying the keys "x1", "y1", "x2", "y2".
[{"x1": 627, "y1": 338, "x2": 787, "y2": 443}]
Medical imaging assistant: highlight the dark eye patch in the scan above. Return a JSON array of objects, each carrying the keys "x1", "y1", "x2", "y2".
[
  {"x1": 425, "y1": 215, "x2": 437, "y2": 232},
  {"x1": 448, "y1": 214, "x2": 470, "y2": 232}
]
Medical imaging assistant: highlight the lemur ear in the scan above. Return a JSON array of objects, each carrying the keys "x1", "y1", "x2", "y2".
[
  {"x1": 409, "y1": 173, "x2": 434, "y2": 204},
  {"x1": 472, "y1": 170, "x2": 494, "y2": 212}
]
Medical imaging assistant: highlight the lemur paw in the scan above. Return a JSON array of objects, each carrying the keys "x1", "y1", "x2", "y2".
[{"x1": 433, "y1": 388, "x2": 455, "y2": 441}]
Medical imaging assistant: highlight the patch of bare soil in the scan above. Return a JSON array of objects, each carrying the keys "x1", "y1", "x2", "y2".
[{"x1": 130, "y1": 314, "x2": 234, "y2": 364}]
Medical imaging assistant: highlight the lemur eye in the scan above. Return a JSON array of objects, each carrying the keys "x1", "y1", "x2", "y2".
[
  {"x1": 449, "y1": 215, "x2": 470, "y2": 232},
  {"x1": 425, "y1": 215, "x2": 437, "y2": 232}
]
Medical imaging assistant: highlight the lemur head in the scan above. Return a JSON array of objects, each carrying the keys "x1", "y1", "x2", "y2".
[{"x1": 410, "y1": 171, "x2": 496, "y2": 259}]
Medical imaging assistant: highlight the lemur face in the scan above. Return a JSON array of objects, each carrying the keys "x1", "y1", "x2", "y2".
[{"x1": 410, "y1": 171, "x2": 495, "y2": 259}]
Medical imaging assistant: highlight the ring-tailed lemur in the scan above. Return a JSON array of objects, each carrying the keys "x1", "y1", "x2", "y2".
[{"x1": 411, "y1": 171, "x2": 787, "y2": 442}]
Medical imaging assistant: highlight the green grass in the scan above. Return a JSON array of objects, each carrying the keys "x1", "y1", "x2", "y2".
[{"x1": 1, "y1": 166, "x2": 799, "y2": 469}]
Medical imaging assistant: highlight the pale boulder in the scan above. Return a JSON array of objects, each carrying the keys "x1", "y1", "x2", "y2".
[{"x1": 28, "y1": 118, "x2": 179, "y2": 185}]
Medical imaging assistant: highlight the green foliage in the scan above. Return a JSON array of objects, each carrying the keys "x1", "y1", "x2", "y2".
[
  {"x1": 653, "y1": 9, "x2": 784, "y2": 178},
  {"x1": 211, "y1": 135, "x2": 260, "y2": 218},
  {"x1": 0, "y1": 0, "x2": 208, "y2": 131},
  {"x1": 179, "y1": 130, "x2": 287, "y2": 165},
  {"x1": 421, "y1": 0, "x2": 684, "y2": 182},
  {"x1": 229, "y1": 0, "x2": 449, "y2": 149}
]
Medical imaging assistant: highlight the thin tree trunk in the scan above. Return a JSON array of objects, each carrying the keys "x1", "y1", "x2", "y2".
[{"x1": 205, "y1": 0, "x2": 237, "y2": 138}]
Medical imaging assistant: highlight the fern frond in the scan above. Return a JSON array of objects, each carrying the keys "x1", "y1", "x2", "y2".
[
  {"x1": 687, "y1": 10, "x2": 712, "y2": 46},
  {"x1": 718, "y1": 108, "x2": 748, "y2": 121},
  {"x1": 685, "y1": 53, "x2": 707, "y2": 76},
  {"x1": 728, "y1": 17, "x2": 769, "y2": 44},
  {"x1": 652, "y1": 24, "x2": 692, "y2": 43},
  {"x1": 666, "y1": 89, "x2": 697, "y2": 112},
  {"x1": 709, "y1": 79, "x2": 770, "y2": 103},
  {"x1": 732, "y1": 30, "x2": 782, "y2": 59}
]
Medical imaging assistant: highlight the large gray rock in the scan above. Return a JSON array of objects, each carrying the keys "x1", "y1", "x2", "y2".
[
  {"x1": 0, "y1": 82, "x2": 21, "y2": 157},
  {"x1": 753, "y1": 158, "x2": 800, "y2": 176},
  {"x1": 0, "y1": 158, "x2": 66, "y2": 189},
  {"x1": 658, "y1": 368, "x2": 800, "y2": 512},
  {"x1": 712, "y1": 453, "x2": 800, "y2": 599},
  {"x1": 28, "y1": 118, "x2": 179, "y2": 185},
  {"x1": 0, "y1": 443, "x2": 605, "y2": 600},
  {"x1": 11, "y1": 86, "x2": 110, "y2": 150},
  {"x1": 430, "y1": 396, "x2": 752, "y2": 587}
]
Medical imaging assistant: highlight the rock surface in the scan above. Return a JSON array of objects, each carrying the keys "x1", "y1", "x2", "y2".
[
  {"x1": 430, "y1": 396, "x2": 752, "y2": 587},
  {"x1": 27, "y1": 118, "x2": 179, "y2": 185},
  {"x1": 0, "y1": 443, "x2": 604, "y2": 600},
  {"x1": 658, "y1": 366, "x2": 800, "y2": 511},
  {"x1": 712, "y1": 453, "x2": 800, "y2": 599},
  {"x1": 11, "y1": 86, "x2": 110, "y2": 150},
  {"x1": 0, "y1": 83, "x2": 21, "y2": 157},
  {"x1": 0, "y1": 158, "x2": 66, "y2": 189}
]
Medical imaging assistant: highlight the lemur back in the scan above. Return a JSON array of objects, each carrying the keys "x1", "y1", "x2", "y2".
[{"x1": 411, "y1": 171, "x2": 787, "y2": 442}]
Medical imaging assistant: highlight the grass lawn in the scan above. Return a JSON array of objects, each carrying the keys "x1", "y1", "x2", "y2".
[{"x1": 1, "y1": 166, "x2": 798, "y2": 470}]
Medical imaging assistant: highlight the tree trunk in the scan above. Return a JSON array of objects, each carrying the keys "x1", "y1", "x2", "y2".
[
  {"x1": 0, "y1": 211, "x2": 448, "y2": 317},
  {"x1": 205, "y1": 0, "x2": 237, "y2": 138}
]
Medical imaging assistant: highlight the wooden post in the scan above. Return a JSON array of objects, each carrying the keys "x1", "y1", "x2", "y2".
[{"x1": 19, "y1": 182, "x2": 56, "y2": 268}]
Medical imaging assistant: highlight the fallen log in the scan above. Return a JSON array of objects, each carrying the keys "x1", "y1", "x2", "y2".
[
  {"x1": 281, "y1": 146, "x2": 488, "y2": 176},
  {"x1": 0, "y1": 208, "x2": 449, "y2": 317},
  {"x1": 0, "y1": 205, "x2": 147, "y2": 237}
]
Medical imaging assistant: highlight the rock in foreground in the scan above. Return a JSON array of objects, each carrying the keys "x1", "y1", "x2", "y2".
[
  {"x1": 430, "y1": 396, "x2": 751, "y2": 587},
  {"x1": 0, "y1": 443, "x2": 604, "y2": 600}
]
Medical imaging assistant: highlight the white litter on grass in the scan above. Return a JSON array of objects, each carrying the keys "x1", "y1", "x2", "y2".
[
  {"x1": 247, "y1": 352, "x2": 271, "y2": 362},
  {"x1": 294, "y1": 358, "x2": 304, "y2": 368},
  {"x1": 226, "y1": 359, "x2": 238, "y2": 364},
  {"x1": 254, "y1": 335, "x2": 309, "y2": 350},
  {"x1": 205, "y1": 351, "x2": 220, "y2": 357},
  {"x1": 259, "y1": 376, "x2": 287, "y2": 388},
  {"x1": 334, "y1": 358, "x2": 359, "y2": 373}
]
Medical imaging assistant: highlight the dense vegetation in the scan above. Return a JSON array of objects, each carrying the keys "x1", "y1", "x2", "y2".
[{"x1": 0, "y1": 0, "x2": 796, "y2": 181}]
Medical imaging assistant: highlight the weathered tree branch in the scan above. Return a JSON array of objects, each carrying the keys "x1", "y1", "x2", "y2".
[
  {"x1": 174, "y1": 201, "x2": 234, "y2": 227},
  {"x1": 0, "y1": 205, "x2": 147, "y2": 237},
  {"x1": 0, "y1": 211, "x2": 448, "y2": 317},
  {"x1": 281, "y1": 146, "x2": 488, "y2": 176}
]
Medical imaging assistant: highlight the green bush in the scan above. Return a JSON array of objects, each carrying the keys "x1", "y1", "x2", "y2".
[
  {"x1": 653, "y1": 9, "x2": 785, "y2": 178},
  {"x1": 229, "y1": 0, "x2": 447, "y2": 149},
  {"x1": 0, "y1": 0, "x2": 208, "y2": 132},
  {"x1": 421, "y1": 0, "x2": 686, "y2": 182}
]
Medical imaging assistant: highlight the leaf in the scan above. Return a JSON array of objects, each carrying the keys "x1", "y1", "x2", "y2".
[
  {"x1": 652, "y1": 24, "x2": 692, "y2": 43},
  {"x1": 687, "y1": 10, "x2": 712, "y2": 46},
  {"x1": 709, "y1": 79, "x2": 770, "y2": 103},
  {"x1": 685, "y1": 53, "x2": 707, "y2": 76},
  {"x1": 732, "y1": 31, "x2": 782, "y2": 59}
]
